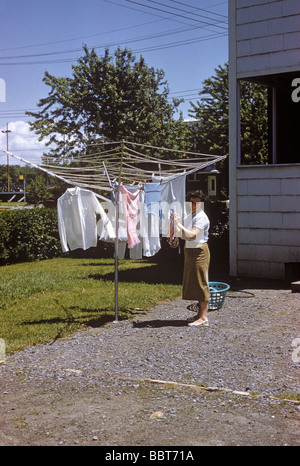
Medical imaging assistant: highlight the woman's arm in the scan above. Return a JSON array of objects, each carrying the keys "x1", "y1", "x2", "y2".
[{"x1": 173, "y1": 214, "x2": 199, "y2": 240}]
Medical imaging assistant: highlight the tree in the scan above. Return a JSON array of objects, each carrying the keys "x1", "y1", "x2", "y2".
[
  {"x1": 0, "y1": 165, "x2": 41, "y2": 192},
  {"x1": 26, "y1": 175, "x2": 51, "y2": 205},
  {"x1": 240, "y1": 79, "x2": 269, "y2": 165},
  {"x1": 189, "y1": 63, "x2": 229, "y2": 157},
  {"x1": 27, "y1": 46, "x2": 189, "y2": 161},
  {"x1": 189, "y1": 63, "x2": 269, "y2": 196}
]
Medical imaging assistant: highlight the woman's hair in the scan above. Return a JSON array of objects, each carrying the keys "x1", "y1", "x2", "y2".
[{"x1": 186, "y1": 190, "x2": 207, "y2": 202}]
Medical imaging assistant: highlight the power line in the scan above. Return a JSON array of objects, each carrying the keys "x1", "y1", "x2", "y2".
[
  {"x1": 171, "y1": 0, "x2": 228, "y2": 20},
  {"x1": 103, "y1": 0, "x2": 196, "y2": 26},
  {"x1": 144, "y1": 0, "x2": 227, "y2": 27},
  {"x1": 0, "y1": 30, "x2": 227, "y2": 66},
  {"x1": 0, "y1": 3, "x2": 227, "y2": 55},
  {"x1": 0, "y1": 90, "x2": 204, "y2": 121},
  {"x1": 0, "y1": 16, "x2": 226, "y2": 62},
  {"x1": 103, "y1": 0, "x2": 227, "y2": 30},
  {"x1": 170, "y1": 88, "x2": 201, "y2": 95},
  {"x1": 0, "y1": 24, "x2": 200, "y2": 61},
  {"x1": 125, "y1": 0, "x2": 227, "y2": 28},
  {"x1": 0, "y1": 89, "x2": 203, "y2": 118},
  {"x1": 133, "y1": 31, "x2": 227, "y2": 53},
  {"x1": 0, "y1": 18, "x2": 172, "y2": 52},
  {"x1": 0, "y1": 1, "x2": 227, "y2": 66}
]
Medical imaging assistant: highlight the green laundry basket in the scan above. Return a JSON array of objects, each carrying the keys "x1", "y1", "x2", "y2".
[{"x1": 208, "y1": 282, "x2": 230, "y2": 310}]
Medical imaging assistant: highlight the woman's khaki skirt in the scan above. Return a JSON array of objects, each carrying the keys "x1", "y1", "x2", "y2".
[{"x1": 182, "y1": 243, "x2": 210, "y2": 302}]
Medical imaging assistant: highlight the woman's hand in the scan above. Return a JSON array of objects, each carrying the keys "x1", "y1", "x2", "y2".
[
  {"x1": 173, "y1": 213, "x2": 199, "y2": 240},
  {"x1": 173, "y1": 213, "x2": 185, "y2": 235},
  {"x1": 173, "y1": 213, "x2": 181, "y2": 225}
]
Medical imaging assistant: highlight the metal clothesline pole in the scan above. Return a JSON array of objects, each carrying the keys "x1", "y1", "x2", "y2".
[{"x1": 113, "y1": 140, "x2": 125, "y2": 322}]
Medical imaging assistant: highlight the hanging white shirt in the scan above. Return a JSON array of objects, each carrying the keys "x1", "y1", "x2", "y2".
[
  {"x1": 58, "y1": 187, "x2": 115, "y2": 252},
  {"x1": 97, "y1": 197, "x2": 128, "y2": 243}
]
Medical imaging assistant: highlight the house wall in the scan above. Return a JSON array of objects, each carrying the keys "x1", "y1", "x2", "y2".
[
  {"x1": 236, "y1": 0, "x2": 300, "y2": 78},
  {"x1": 236, "y1": 164, "x2": 300, "y2": 279},
  {"x1": 229, "y1": 0, "x2": 300, "y2": 279}
]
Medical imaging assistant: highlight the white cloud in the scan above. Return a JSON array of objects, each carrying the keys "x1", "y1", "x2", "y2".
[{"x1": 0, "y1": 121, "x2": 50, "y2": 166}]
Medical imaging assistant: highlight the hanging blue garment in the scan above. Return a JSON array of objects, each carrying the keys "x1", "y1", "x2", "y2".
[{"x1": 143, "y1": 182, "x2": 161, "y2": 216}]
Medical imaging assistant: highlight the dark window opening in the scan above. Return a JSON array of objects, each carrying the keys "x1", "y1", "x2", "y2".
[
  {"x1": 240, "y1": 71, "x2": 300, "y2": 165},
  {"x1": 239, "y1": 80, "x2": 269, "y2": 165}
]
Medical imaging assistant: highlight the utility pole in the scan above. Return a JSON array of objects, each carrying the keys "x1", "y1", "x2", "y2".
[{"x1": 1, "y1": 123, "x2": 11, "y2": 192}]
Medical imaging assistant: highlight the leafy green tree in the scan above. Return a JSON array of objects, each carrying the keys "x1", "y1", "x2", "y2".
[
  {"x1": 27, "y1": 46, "x2": 189, "y2": 161},
  {"x1": 26, "y1": 175, "x2": 51, "y2": 205},
  {"x1": 189, "y1": 63, "x2": 269, "y2": 196},
  {"x1": 0, "y1": 165, "x2": 42, "y2": 192},
  {"x1": 189, "y1": 63, "x2": 229, "y2": 157},
  {"x1": 240, "y1": 79, "x2": 269, "y2": 165}
]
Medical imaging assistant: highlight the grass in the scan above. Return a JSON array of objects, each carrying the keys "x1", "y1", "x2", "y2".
[
  {"x1": 0, "y1": 257, "x2": 182, "y2": 355},
  {"x1": 0, "y1": 201, "x2": 28, "y2": 207}
]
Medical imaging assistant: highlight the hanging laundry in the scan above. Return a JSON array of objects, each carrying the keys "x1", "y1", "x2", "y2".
[
  {"x1": 122, "y1": 184, "x2": 141, "y2": 248},
  {"x1": 143, "y1": 182, "x2": 161, "y2": 217},
  {"x1": 111, "y1": 182, "x2": 141, "y2": 203},
  {"x1": 57, "y1": 187, "x2": 115, "y2": 252},
  {"x1": 116, "y1": 242, "x2": 127, "y2": 259},
  {"x1": 129, "y1": 241, "x2": 143, "y2": 260},
  {"x1": 139, "y1": 190, "x2": 161, "y2": 257},
  {"x1": 98, "y1": 199, "x2": 128, "y2": 243},
  {"x1": 152, "y1": 173, "x2": 186, "y2": 237},
  {"x1": 142, "y1": 212, "x2": 161, "y2": 256}
]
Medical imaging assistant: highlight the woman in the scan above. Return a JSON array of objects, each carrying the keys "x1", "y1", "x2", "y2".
[{"x1": 174, "y1": 190, "x2": 210, "y2": 327}]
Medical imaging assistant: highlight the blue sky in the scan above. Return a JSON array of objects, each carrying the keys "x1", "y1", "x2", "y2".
[{"x1": 0, "y1": 0, "x2": 228, "y2": 165}]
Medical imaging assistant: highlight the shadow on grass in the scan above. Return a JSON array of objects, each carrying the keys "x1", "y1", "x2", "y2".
[
  {"x1": 20, "y1": 313, "x2": 118, "y2": 328},
  {"x1": 87, "y1": 263, "x2": 183, "y2": 285},
  {"x1": 79, "y1": 310, "x2": 128, "y2": 328},
  {"x1": 20, "y1": 304, "x2": 130, "y2": 337},
  {"x1": 78, "y1": 262, "x2": 115, "y2": 267}
]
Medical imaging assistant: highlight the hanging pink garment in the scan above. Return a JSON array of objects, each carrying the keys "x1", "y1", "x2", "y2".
[{"x1": 121, "y1": 185, "x2": 141, "y2": 248}]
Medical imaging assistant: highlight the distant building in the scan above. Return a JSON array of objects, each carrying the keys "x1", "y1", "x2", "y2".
[
  {"x1": 229, "y1": 0, "x2": 300, "y2": 280},
  {"x1": 184, "y1": 119, "x2": 221, "y2": 198},
  {"x1": 186, "y1": 167, "x2": 220, "y2": 199}
]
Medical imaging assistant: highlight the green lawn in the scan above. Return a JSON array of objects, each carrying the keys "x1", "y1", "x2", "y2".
[
  {"x1": 0, "y1": 257, "x2": 182, "y2": 354},
  {"x1": 0, "y1": 201, "x2": 27, "y2": 207}
]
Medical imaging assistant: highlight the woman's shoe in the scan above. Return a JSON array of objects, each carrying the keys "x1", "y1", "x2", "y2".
[{"x1": 188, "y1": 319, "x2": 209, "y2": 327}]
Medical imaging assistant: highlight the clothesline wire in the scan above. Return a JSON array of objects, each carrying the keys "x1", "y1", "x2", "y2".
[
  {"x1": 44, "y1": 147, "x2": 217, "y2": 167},
  {"x1": 2, "y1": 140, "x2": 226, "y2": 194},
  {"x1": 39, "y1": 139, "x2": 221, "y2": 161},
  {"x1": 84, "y1": 139, "x2": 221, "y2": 158},
  {"x1": 40, "y1": 148, "x2": 223, "y2": 185},
  {"x1": 120, "y1": 145, "x2": 214, "y2": 165}
]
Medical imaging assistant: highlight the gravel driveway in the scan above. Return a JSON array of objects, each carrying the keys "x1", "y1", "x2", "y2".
[{"x1": 1, "y1": 278, "x2": 299, "y2": 447}]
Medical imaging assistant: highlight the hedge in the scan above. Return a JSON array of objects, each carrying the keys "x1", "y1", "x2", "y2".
[
  {"x1": 0, "y1": 207, "x2": 62, "y2": 265},
  {"x1": 0, "y1": 202, "x2": 229, "y2": 267}
]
